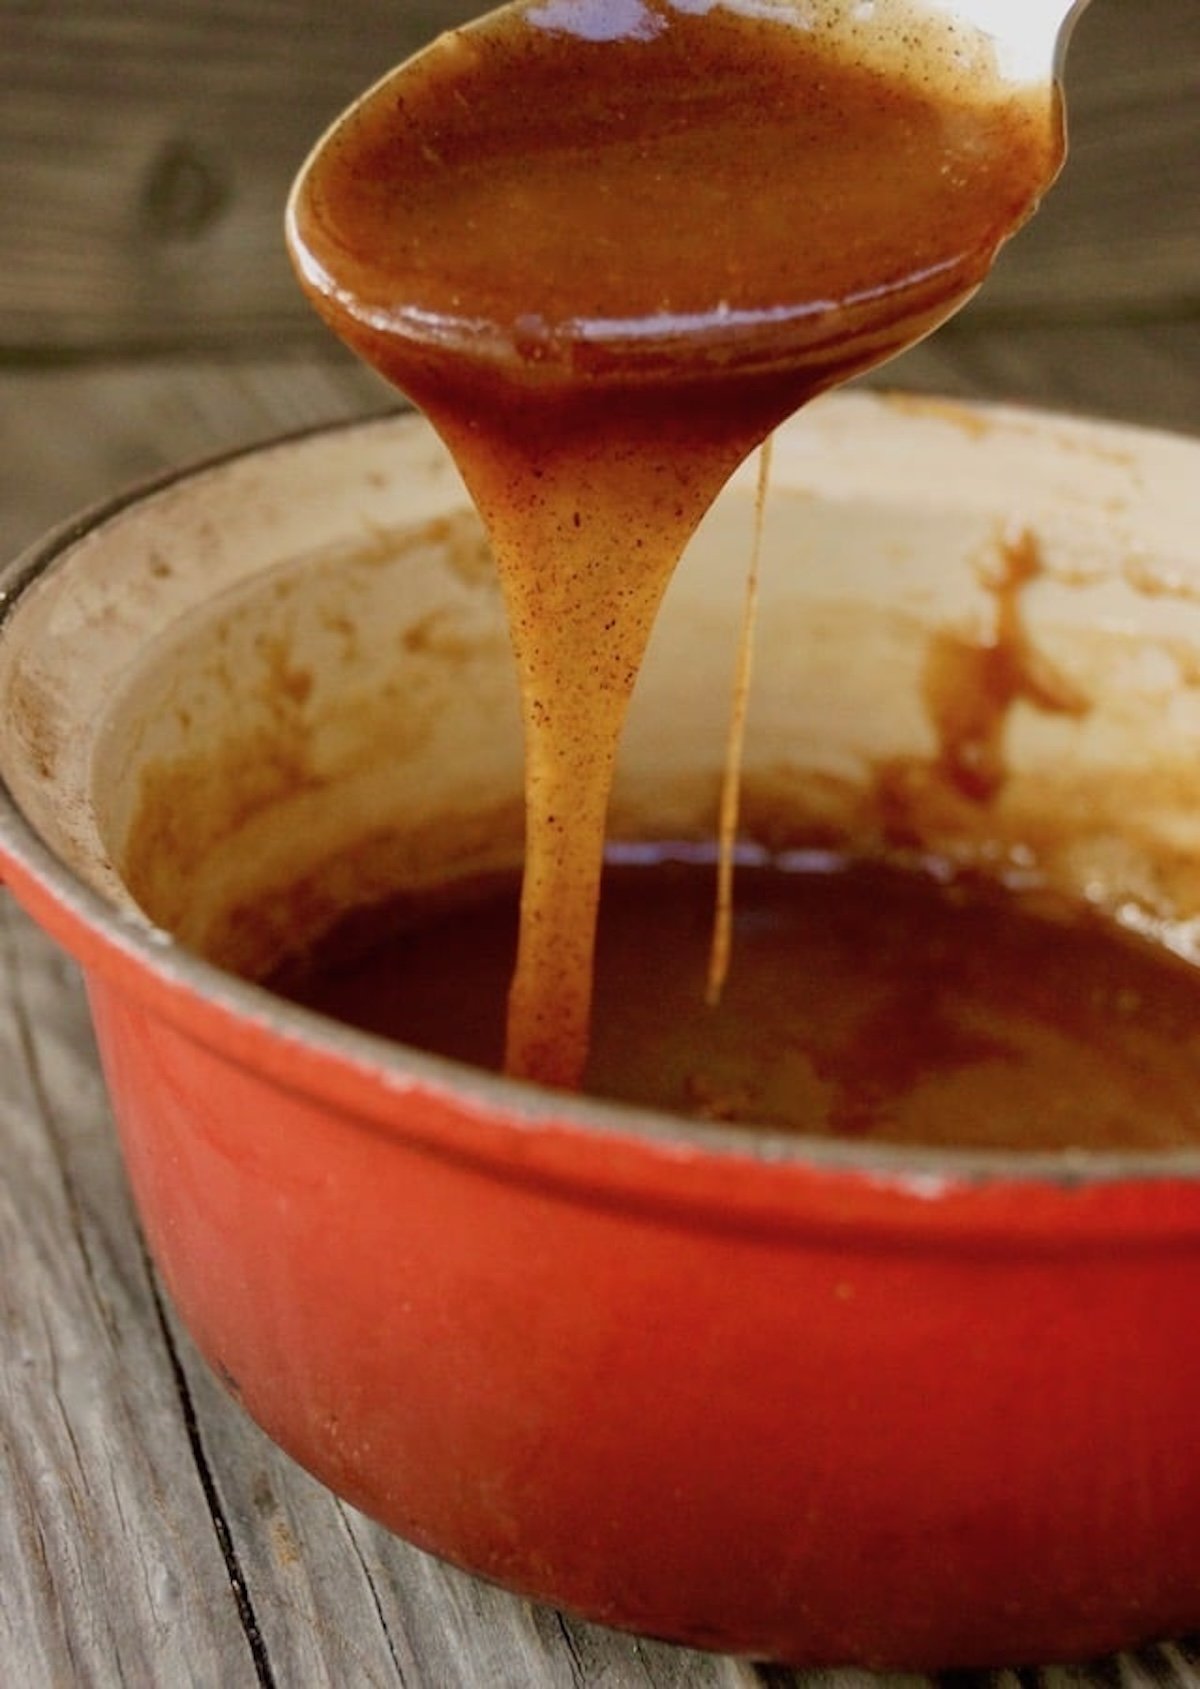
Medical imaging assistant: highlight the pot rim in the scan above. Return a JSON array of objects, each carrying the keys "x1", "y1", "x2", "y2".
[{"x1": 6, "y1": 398, "x2": 1200, "y2": 1195}]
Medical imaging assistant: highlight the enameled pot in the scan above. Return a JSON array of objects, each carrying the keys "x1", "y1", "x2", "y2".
[{"x1": 3, "y1": 393, "x2": 1200, "y2": 1669}]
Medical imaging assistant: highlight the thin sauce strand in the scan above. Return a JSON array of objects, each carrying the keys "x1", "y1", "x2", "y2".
[{"x1": 707, "y1": 434, "x2": 774, "y2": 1009}]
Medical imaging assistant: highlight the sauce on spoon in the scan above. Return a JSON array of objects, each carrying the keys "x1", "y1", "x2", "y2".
[{"x1": 287, "y1": 0, "x2": 1064, "y2": 1090}]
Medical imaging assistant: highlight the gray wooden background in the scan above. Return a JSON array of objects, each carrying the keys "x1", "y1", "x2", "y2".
[{"x1": 2, "y1": 1, "x2": 1199, "y2": 1685}]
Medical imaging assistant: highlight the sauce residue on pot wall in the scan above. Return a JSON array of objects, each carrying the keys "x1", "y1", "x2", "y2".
[
  {"x1": 923, "y1": 529, "x2": 1090, "y2": 803},
  {"x1": 286, "y1": 0, "x2": 1064, "y2": 1091}
]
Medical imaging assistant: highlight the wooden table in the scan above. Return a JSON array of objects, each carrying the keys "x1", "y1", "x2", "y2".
[{"x1": 2, "y1": 2, "x2": 1199, "y2": 1683}]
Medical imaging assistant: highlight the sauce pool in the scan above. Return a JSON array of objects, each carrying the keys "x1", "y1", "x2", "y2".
[{"x1": 267, "y1": 851, "x2": 1200, "y2": 1153}]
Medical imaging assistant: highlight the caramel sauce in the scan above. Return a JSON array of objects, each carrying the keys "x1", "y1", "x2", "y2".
[
  {"x1": 267, "y1": 850, "x2": 1200, "y2": 1152},
  {"x1": 287, "y1": 0, "x2": 1064, "y2": 1090}
]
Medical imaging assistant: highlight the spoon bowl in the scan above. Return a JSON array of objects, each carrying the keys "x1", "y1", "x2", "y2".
[{"x1": 286, "y1": 0, "x2": 1083, "y2": 392}]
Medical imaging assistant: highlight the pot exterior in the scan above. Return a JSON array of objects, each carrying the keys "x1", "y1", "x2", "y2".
[{"x1": 84, "y1": 966, "x2": 1200, "y2": 1668}]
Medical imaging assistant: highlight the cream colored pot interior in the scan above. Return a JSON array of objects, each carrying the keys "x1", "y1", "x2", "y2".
[{"x1": 2, "y1": 392, "x2": 1199, "y2": 980}]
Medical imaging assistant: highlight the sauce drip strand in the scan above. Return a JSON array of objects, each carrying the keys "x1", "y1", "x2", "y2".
[{"x1": 287, "y1": 0, "x2": 1064, "y2": 1091}]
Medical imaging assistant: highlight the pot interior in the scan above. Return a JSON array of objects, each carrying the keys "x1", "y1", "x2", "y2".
[{"x1": 3, "y1": 394, "x2": 1200, "y2": 988}]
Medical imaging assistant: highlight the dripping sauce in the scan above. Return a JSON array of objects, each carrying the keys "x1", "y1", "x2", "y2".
[{"x1": 286, "y1": 0, "x2": 1065, "y2": 1098}]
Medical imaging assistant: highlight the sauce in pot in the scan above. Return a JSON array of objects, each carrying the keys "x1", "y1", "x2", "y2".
[{"x1": 268, "y1": 849, "x2": 1200, "y2": 1153}]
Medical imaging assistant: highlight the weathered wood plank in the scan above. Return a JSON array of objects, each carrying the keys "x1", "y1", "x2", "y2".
[
  {"x1": 0, "y1": 0, "x2": 477, "y2": 356},
  {"x1": 0, "y1": 355, "x2": 393, "y2": 561},
  {"x1": 877, "y1": 317, "x2": 1200, "y2": 437},
  {"x1": 0, "y1": 898, "x2": 261, "y2": 1685},
  {"x1": 1, "y1": 0, "x2": 1197, "y2": 353},
  {"x1": 1009, "y1": 0, "x2": 1200, "y2": 316}
]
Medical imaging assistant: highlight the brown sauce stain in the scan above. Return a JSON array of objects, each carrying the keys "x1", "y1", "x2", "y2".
[
  {"x1": 879, "y1": 393, "x2": 996, "y2": 441},
  {"x1": 923, "y1": 529, "x2": 1090, "y2": 803},
  {"x1": 257, "y1": 632, "x2": 314, "y2": 708},
  {"x1": 125, "y1": 727, "x2": 324, "y2": 930}
]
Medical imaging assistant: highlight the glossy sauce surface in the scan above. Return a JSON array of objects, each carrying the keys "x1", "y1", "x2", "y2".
[
  {"x1": 268, "y1": 852, "x2": 1200, "y2": 1153},
  {"x1": 287, "y1": 0, "x2": 1063, "y2": 1090}
]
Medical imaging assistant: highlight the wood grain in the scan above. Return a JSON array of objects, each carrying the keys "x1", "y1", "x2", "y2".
[
  {"x1": 1, "y1": 0, "x2": 1197, "y2": 354},
  {"x1": 0, "y1": 897, "x2": 262, "y2": 1684},
  {"x1": 0, "y1": 355, "x2": 394, "y2": 560}
]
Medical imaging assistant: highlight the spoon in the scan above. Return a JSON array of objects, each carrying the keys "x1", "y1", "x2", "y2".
[{"x1": 285, "y1": 0, "x2": 1094, "y2": 1092}]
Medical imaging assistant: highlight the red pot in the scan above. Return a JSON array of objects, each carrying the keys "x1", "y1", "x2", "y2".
[{"x1": 3, "y1": 395, "x2": 1200, "y2": 1668}]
